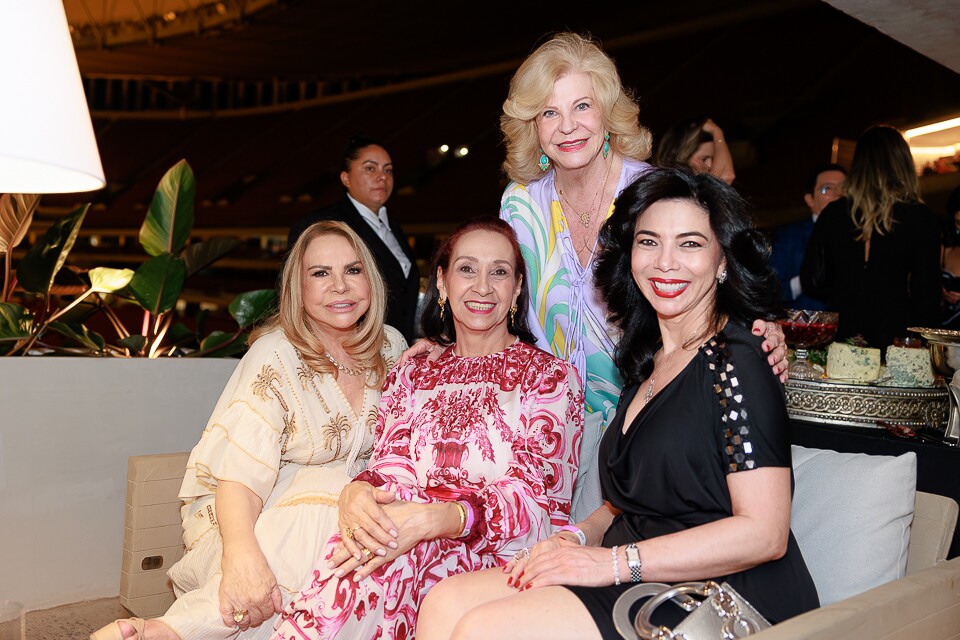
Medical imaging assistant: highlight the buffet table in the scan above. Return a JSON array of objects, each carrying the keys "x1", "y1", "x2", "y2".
[{"x1": 789, "y1": 420, "x2": 960, "y2": 559}]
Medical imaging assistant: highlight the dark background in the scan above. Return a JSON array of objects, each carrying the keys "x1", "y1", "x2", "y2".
[{"x1": 41, "y1": 0, "x2": 960, "y2": 293}]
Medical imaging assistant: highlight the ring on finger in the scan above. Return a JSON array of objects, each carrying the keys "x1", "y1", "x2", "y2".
[
  {"x1": 360, "y1": 547, "x2": 373, "y2": 563},
  {"x1": 232, "y1": 609, "x2": 248, "y2": 624},
  {"x1": 344, "y1": 526, "x2": 355, "y2": 540},
  {"x1": 514, "y1": 547, "x2": 530, "y2": 561}
]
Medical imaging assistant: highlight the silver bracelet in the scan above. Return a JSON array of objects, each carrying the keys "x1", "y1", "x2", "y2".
[
  {"x1": 612, "y1": 545, "x2": 621, "y2": 586},
  {"x1": 625, "y1": 543, "x2": 642, "y2": 583}
]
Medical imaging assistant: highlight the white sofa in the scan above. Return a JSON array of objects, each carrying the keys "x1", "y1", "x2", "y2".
[
  {"x1": 752, "y1": 446, "x2": 960, "y2": 639},
  {"x1": 122, "y1": 446, "x2": 960, "y2": 637}
]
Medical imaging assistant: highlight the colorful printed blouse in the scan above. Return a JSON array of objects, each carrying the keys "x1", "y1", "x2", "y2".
[{"x1": 499, "y1": 156, "x2": 651, "y2": 427}]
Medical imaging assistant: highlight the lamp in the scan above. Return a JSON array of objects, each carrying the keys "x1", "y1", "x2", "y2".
[{"x1": 0, "y1": 1, "x2": 105, "y2": 194}]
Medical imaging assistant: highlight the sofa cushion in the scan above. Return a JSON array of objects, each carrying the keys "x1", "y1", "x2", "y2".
[{"x1": 790, "y1": 445, "x2": 917, "y2": 606}]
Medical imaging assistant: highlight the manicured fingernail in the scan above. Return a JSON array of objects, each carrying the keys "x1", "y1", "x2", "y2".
[
  {"x1": 389, "y1": 529, "x2": 398, "y2": 537},
  {"x1": 518, "y1": 571, "x2": 524, "y2": 579},
  {"x1": 354, "y1": 553, "x2": 361, "y2": 561},
  {"x1": 334, "y1": 569, "x2": 344, "y2": 578},
  {"x1": 327, "y1": 561, "x2": 334, "y2": 569},
  {"x1": 507, "y1": 577, "x2": 513, "y2": 587},
  {"x1": 376, "y1": 548, "x2": 386, "y2": 557},
  {"x1": 353, "y1": 573, "x2": 363, "y2": 582},
  {"x1": 388, "y1": 541, "x2": 398, "y2": 549},
  {"x1": 502, "y1": 565, "x2": 509, "y2": 573},
  {"x1": 524, "y1": 583, "x2": 533, "y2": 590}
]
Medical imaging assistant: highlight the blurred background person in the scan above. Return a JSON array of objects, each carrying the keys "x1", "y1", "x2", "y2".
[
  {"x1": 940, "y1": 185, "x2": 960, "y2": 329},
  {"x1": 289, "y1": 135, "x2": 421, "y2": 344},
  {"x1": 801, "y1": 125, "x2": 941, "y2": 350},
  {"x1": 654, "y1": 116, "x2": 736, "y2": 185},
  {"x1": 770, "y1": 163, "x2": 847, "y2": 310}
]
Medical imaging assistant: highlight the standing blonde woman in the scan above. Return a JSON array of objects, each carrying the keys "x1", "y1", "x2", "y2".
[
  {"x1": 801, "y1": 124, "x2": 941, "y2": 350},
  {"x1": 91, "y1": 221, "x2": 406, "y2": 640},
  {"x1": 498, "y1": 31, "x2": 785, "y2": 520}
]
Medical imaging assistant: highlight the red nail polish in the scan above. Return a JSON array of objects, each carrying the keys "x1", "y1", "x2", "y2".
[
  {"x1": 518, "y1": 571, "x2": 524, "y2": 580},
  {"x1": 507, "y1": 577, "x2": 513, "y2": 587}
]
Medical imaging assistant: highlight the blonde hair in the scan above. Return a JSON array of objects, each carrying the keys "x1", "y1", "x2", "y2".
[
  {"x1": 500, "y1": 31, "x2": 652, "y2": 185},
  {"x1": 249, "y1": 220, "x2": 389, "y2": 388},
  {"x1": 846, "y1": 124, "x2": 922, "y2": 241}
]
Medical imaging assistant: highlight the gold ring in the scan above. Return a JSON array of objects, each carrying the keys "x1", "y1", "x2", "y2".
[
  {"x1": 361, "y1": 547, "x2": 372, "y2": 562},
  {"x1": 344, "y1": 526, "x2": 355, "y2": 540},
  {"x1": 232, "y1": 609, "x2": 247, "y2": 624}
]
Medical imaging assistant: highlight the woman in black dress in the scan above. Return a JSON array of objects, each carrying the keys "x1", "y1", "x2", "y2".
[
  {"x1": 417, "y1": 167, "x2": 819, "y2": 640},
  {"x1": 800, "y1": 124, "x2": 941, "y2": 350}
]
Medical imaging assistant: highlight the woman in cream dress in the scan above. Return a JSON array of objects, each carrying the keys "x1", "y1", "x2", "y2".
[{"x1": 91, "y1": 220, "x2": 406, "y2": 640}]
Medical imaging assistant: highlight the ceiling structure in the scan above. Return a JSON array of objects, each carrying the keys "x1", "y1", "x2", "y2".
[{"x1": 48, "y1": 0, "x2": 960, "y2": 241}]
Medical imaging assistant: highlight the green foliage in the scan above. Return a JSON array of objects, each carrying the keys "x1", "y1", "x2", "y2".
[{"x1": 0, "y1": 159, "x2": 277, "y2": 357}]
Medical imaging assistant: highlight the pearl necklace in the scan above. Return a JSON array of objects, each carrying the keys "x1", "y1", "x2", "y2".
[
  {"x1": 324, "y1": 351, "x2": 364, "y2": 376},
  {"x1": 642, "y1": 377, "x2": 656, "y2": 405}
]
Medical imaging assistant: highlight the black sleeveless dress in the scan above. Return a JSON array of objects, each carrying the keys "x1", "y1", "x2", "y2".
[{"x1": 566, "y1": 322, "x2": 819, "y2": 637}]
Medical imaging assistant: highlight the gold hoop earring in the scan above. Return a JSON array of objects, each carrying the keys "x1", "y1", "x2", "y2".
[{"x1": 438, "y1": 297, "x2": 446, "y2": 321}]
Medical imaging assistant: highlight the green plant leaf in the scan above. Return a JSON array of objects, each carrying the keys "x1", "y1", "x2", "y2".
[
  {"x1": 15, "y1": 204, "x2": 89, "y2": 294},
  {"x1": 48, "y1": 321, "x2": 106, "y2": 352},
  {"x1": 0, "y1": 302, "x2": 32, "y2": 339},
  {"x1": 0, "y1": 193, "x2": 40, "y2": 254},
  {"x1": 127, "y1": 253, "x2": 186, "y2": 315},
  {"x1": 181, "y1": 237, "x2": 243, "y2": 277},
  {"x1": 89, "y1": 267, "x2": 135, "y2": 293},
  {"x1": 228, "y1": 289, "x2": 276, "y2": 329},
  {"x1": 168, "y1": 322, "x2": 196, "y2": 345},
  {"x1": 140, "y1": 159, "x2": 195, "y2": 257},
  {"x1": 200, "y1": 330, "x2": 248, "y2": 356},
  {"x1": 119, "y1": 334, "x2": 147, "y2": 353}
]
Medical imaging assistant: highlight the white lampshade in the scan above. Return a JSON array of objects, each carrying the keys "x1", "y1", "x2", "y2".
[{"x1": 0, "y1": 1, "x2": 105, "y2": 194}]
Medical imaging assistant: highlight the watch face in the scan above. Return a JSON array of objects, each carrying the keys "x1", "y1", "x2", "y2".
[{"x1": 625, "y1": 544, "x2": 640, "y2": 565}]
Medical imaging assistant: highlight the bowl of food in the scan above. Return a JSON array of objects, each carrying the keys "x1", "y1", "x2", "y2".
[{"x1": 781, "y1": 309, "x2": 839, "y2": 380}]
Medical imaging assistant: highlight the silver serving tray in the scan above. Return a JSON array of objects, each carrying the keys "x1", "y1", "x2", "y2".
[{"x1": 785, "y1": 377, "x2": 948, "y2": 430}]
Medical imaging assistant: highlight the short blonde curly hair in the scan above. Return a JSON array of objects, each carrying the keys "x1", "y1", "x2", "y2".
[{"x1": 500, "y1": 31, "x2": 652, "y2": 185}]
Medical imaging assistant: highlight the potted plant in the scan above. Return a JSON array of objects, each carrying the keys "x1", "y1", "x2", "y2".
[{"x1": 0, "y1": 159, "x2": 275, "y2": 357}]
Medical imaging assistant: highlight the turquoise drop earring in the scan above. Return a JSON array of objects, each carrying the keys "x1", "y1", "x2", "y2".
[
  {"x1": 602, "y1": 133, "x2": 610, "y2": 159},
  {"x1": 538, "y1": 149, "x2": 550, "y2": 172}
]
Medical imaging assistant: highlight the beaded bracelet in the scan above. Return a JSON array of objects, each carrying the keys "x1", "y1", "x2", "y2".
[{"x1": 612, "y1": 545, "x2": 621, "y2": 586}]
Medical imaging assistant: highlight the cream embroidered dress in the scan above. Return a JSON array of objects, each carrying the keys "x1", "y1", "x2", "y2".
[{"x1": 160, "y1": 326, "x2": 406, "y2": 640}]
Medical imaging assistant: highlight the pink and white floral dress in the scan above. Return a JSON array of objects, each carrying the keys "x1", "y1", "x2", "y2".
[{"x1": 271, "y1": 339, "x2": 584, "y2": 640}]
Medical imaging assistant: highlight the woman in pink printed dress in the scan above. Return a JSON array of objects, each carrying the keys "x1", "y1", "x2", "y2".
[{"x1": 271, "y1": 217, "x2": 585, "y2": 640}]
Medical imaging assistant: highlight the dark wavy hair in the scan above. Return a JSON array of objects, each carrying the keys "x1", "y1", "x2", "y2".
[
  {"x1": 594, "y1": 166, "x2": 783, "y2": 384},
  {"x1": 420, "y1": 216, "x2": 537, "y2": 346}
]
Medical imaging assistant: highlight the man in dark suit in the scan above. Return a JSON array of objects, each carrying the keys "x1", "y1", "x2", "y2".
[
  {"x1": 288, "y1": 135, "x2": 420, "y2": 343},
  {"x1": 770, "y1": 163, "x2": 846, "y2": 310}
]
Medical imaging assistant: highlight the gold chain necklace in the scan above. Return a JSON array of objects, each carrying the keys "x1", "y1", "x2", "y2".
[
  {"x1": 324, "y1": 351, "x2": 364, "y2": 376},
  {"x1": 556, "y1": 158, "x2": 613, "y2": 227}
]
